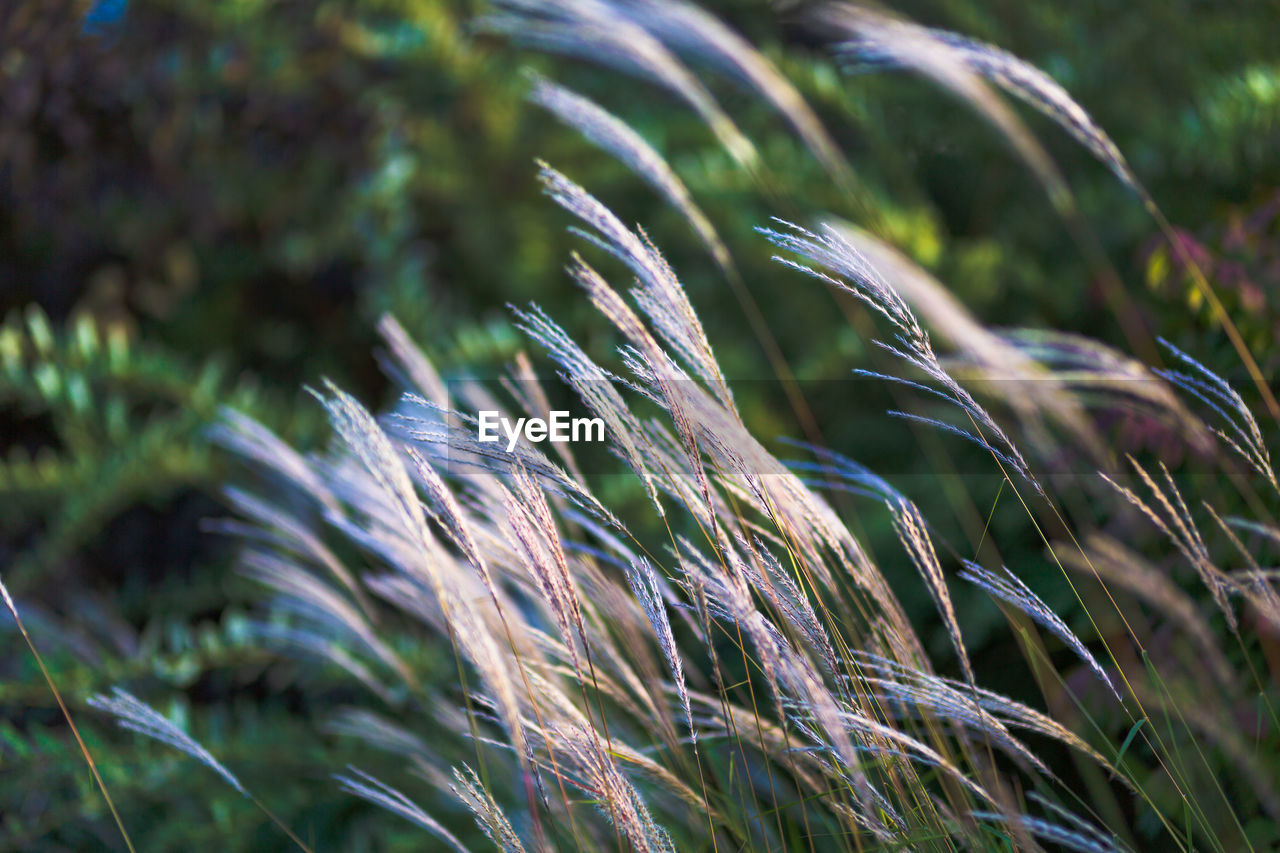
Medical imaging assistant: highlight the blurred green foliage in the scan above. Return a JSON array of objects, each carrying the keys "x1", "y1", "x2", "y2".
[{"x1": 2, "y1": 0, "x2": 1278, "y2": 848}]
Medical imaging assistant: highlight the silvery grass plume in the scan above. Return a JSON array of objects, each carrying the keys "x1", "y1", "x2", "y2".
[
  {"x1": 452, "y1": 765, "x2": 528, "y2": 853},
  {"x1": 527, "y1": 75, "x2": 732, "y2": 275},
  {"x1": 597, "y1": 0, "x2": 854, "y2": 188},
  {"x1": 504, "y1": 351, "x2": 587, "y2": 483},
  {"x1": 821, "y1": 3, "x2": 1072, "y2": 207},
  {"x1": 481, "y1": 0, "x2": 758, "y2": 169},
  {"x1": 378, "y1": 315, "x2": 450, "y2": 410},
  {"x1": 958, "y1": 561, "x2": 1120, "y2": 701},
  {"x1": 89, "y1": 688, "x2": 245, "y2": 796},
  {"x1": 536, "y1": 166, "x2": 723, "y2": 529},
  {"x1": 215, "y1": 484, "x2": 375, "y2": 619},
  {"x1": 819, "y1": 221, "x2": 1101, "y2": 460},
  {"x1": 209, "y1": 408, "x2": 341, "y2": 515},
  {"x1": 552, "y1": 721, "x2": 678, "y2": 853},
  {"x1": 761, "y1": 218, "x2": 1047, "y2": 490},
  {"x1": 623, "y1": 556, "x2": 694, "y2": 741},
  {"x1": 511, "y1": 303, "x2": 663, "y2": 513},
  {"x1": 1155, "y1": 337, "x2": 1278, "y2": 493},
  {"x1": 1207, "y1": 506, "x2": 1280, "y2": 632},
  {"x1": 735, "y1": 531, "x2": 840, "y2": 681},
  {"x1": 488, "y1": 0, "x2": 862, "y2": 191},
  {"x1": 782, "y1": 445, "x2": 974, "y2": 686},
  {"x1": 998, "y1": 329, "x2": 1215, "y2": 456},
  {"x1": 886, "y1": 495, "x2": 974, "y2": 686},
  {"x1": 325, "y1": 708, "x2": 439, "y2": 769},
  {"x1": 538, "y1": 162, "x2": 732, "y2": 414},
  {"x1": 969, "y1": 808, "x2": 1127, "y2": 853},
  {"x1": 845, "y1": 651, "x2": 1122, "y2": 782},
  {"x1": 831, "y1": 7, "x2": 1141, "y2": 196},
  {"x1": 1102, "y1": 457, "x2": 1239, "y2": 631},
  {"x1": 337, "y1": 767, "x2": 472, "y2": 853}
]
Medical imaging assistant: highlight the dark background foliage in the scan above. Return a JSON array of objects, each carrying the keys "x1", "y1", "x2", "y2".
[{"x1": 2, "y1": 0, "x2": 1278, "y2": 848}]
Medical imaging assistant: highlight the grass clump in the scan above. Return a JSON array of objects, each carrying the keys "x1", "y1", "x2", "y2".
[{"x1": 18, "y1": 1, "x2": 1278, "y2": 850}]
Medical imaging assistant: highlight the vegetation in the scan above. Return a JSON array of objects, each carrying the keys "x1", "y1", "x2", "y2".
[{"x1": 3, "y1": 0, "x2": 1280, "y2": 850}]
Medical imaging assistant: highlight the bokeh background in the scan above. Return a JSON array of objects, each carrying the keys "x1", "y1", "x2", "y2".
[{"x1": 3, "y1": 0, "x2": 1278, "y2": 848}]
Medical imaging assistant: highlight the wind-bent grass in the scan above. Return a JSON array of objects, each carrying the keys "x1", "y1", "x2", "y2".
[{"x1": 93, "y1": 1, "x2": 1280, "y2": 850}]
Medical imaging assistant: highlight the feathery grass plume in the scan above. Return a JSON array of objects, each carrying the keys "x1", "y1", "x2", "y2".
[
  {"x1": 312, "y1": 381, "x2": 437, "y2": 543},
  {"x1": 89, "y1": 688, "x2": 245, "y2": 795},
  {"x1": 311, "y1": 385, "x2": 540, "y2": 787},
  {"x1": 860, "y1": 674, "x2": 1050, "y2": 777},
  {"x1": 968, "y1": 809, "x2": 1128, "y2": 853},
  {"x1": 1000, "y1": 329, "x2": 1214, "y2": 455},
  {"x1": 1064, "y1": 535, "x2": 1235, "y2": 690},
  {"x1": 1103, "y1": 457, "x2": 1238, "y2": 631},
  {"x1": 624, "y1": 556, "x2": 694, "y2": 741},
  {"x1": 603, "y1": 0, "x2": 854, "y2": 187},
  {"x1": 451, "y1": 765, "x2": 528, "y2": 853},
  {"x1": 241, "y1": 548, "x2": 410, "y2": 685},
  {"x1": 568, "y1": 255, "x2": 718, "y2": 525},
  {"x1": 337, "y1": 768, "x2": 472, "y2": 853},
  {"x1": 377, "y1": 315, "x2": 450, "y2": 410},
  {"x1": 390, "y1": 393, "x2": 623, "y2": 531},
  {"x1": 527, "y1": 74, "x2": 732, "y2": 275},
  {"x1": 846, "y1": 655, "x2": 1054, "y2": 777},
  {"x1": 822, "y1": 3, "x2": 1071, "y2": 207},
  {"x1": 845, "y1": 651, "x2": 1123, "y2": 780},
  {"x1": 504, "y1": 350, "x2": 587, "y2": 483},
  {"x1": 550, "y1": 720, "x2": 677, "y2": 853},
  {"x1": 835, "y1": 15, "x2": 1140, "y2": 194},
  {"x1": 820, "y1": 695, "x2": 998, "y2": 809},
  {"x1": 959, "y1": 560, "x2": 1119, "y2": 700},
  {"x1": 887, "y1": 495, "x2": 975, "y2": 685},
  {"x1": 535, "y1": 165, "x2": 724, "y2": 524},
  {"x1": 676, "y1": 534, "x2": 785, "y2": 691},
  {"x1": 737, "y1": 532, "x2": 839, "y2": 679},
  {"x1": 325, "y1": 709, "x2": 437, "y2": 765},
  {"x1": 617, "y1": 343, "x2": 922, "y2": 635},
  {"x1": 248, "y1": 621, "x2": 395, "y2": 702},
  {"x1": 504, "y1": 465, "x2": 591, "y2": 674},
  {"x1": 1204, "y1": 504, "x2": 1280, "y2": 633},
  {"x1": 1155, "y1": 336, "x2": 1278, "y2": 492},
  {"x1": 483, "y1": 0, "x2": 757, "y2": 168},
  {"x1": 820, "y1": 221, "x2": 1095, "y2": 445},
  {"x1": 1028, "y1": 792, "x2": 1132, "y2": 853},
  {"x1": 683, "y1": 536, "x2": 913, "y2": 838},
  {"x1": 762, "y1": 218, "x2": 1046, "y2": 489},
  {"x1": 539, "y1": 162, "x2": 732, "y2": 412},
  {"x1": 512, "y1": 303, "x2": 663, "y2": 513},
  {"x1": 210, "y1": 408, "x2": 340, "y2": 514},
  {"x1": 218, "y1": 485, "x2": 375, "y2": 618},
  {"x1": 405, "y1": 445, "x2": 495, "y2": 591}
]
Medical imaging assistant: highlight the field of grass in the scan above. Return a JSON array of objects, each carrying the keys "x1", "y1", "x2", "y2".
[{"x1": 4, "y1": 0, "x2": 1280, "y2": 850}]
